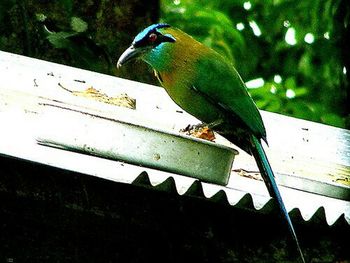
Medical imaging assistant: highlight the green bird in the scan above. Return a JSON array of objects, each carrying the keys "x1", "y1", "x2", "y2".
[{"x1": 118, "y1": 23, "x2": 305, "y2": 262}]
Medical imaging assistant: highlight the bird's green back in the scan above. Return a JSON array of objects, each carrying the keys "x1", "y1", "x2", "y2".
[{"x1": 193, "y1": 49, "x2": 266, "y2": 140}]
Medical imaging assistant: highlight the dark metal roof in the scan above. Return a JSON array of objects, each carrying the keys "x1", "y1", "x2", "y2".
[{"x1": 1, "y1": 143, "x2": 348, "y2": 227}]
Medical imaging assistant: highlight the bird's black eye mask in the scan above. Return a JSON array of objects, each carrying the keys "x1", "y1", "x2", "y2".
[{"x1": 133, "y1": 30, "x2": 175, "y2": 49}]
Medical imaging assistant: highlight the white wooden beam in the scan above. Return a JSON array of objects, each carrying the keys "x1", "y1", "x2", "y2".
[{"x1": 0, "y1": 51, "x2": 349, "y2": 225}]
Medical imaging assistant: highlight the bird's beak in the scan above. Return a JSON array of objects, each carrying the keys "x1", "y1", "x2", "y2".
[{"x1": 117, "y1": 45, "x2": 144, "y2": 68}]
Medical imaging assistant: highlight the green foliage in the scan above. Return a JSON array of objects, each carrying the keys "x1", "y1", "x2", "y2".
[
  {"x1": 161, "y1": 1, "x2": 246, "y2": 68},
  {"x1": 43, "y1": 15, "x2": 88, "y2": 49},
  {"x1": 0, "y1": 0, "x2": 160, "y2": 86},
  {"x1": 36, "y1": 11, "x2": 112, "y2": 74},
  {"x1": 161, "y1": 0, "x2": 349, "y2": 128}
]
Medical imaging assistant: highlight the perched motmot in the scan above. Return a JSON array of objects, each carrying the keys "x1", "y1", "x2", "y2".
[{"x1": 118, "y1": 23, "x2": 305, "y2": 262}]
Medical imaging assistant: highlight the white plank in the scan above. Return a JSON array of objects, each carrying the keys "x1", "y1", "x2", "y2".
[{"x1": 0, "y1": 50, "x2": 349, "y2": 201}]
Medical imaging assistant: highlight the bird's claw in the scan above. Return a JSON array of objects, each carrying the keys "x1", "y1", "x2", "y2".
[{"x1": 180, "y1": 123, "x2": 216, "y2": 141}]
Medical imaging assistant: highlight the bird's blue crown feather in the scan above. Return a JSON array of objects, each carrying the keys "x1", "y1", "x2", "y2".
[{"x1": 134, "y1": 23, "x2": 171, "y2": 43}]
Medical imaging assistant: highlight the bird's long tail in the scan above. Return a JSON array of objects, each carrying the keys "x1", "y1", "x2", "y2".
[{"x1": 250, "y1": 134, "x2": 305, "y2": 263}]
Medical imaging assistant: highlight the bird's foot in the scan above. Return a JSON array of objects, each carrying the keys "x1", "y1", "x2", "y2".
[{"x1": 180, "y1": 123, "x2": 216, "y2": 141}]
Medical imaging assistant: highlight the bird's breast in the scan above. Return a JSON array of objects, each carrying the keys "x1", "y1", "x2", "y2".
[
  {"x1": 156, "y1": 68, "x2": 224, "y2": 125},
  {"x1": 154, "y1": 70, "x2": 175, "y2": 88}
]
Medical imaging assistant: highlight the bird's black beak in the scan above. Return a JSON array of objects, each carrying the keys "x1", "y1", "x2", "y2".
[{"x1": 117, "y1": 45, "x2": 145, "y2": 68}]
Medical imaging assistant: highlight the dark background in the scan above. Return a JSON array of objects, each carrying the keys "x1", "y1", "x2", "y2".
[{"x1": 1, "y1": 156, "x2": 349, "y2": 262}]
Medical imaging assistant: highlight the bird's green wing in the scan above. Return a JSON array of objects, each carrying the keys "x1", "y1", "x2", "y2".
[{"x1": 193, "y1": 51, "x2": 266, "y2": 140}]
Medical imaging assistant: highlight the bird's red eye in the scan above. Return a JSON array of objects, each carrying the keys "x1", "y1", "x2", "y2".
[{"x1": 148, "y1": 33, "x2": 157, "y2": 42}]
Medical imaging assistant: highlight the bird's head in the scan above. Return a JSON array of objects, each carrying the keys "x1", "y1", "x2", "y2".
[{"x1": 117, "y1": 23, "x2": 176, "y2": 70}]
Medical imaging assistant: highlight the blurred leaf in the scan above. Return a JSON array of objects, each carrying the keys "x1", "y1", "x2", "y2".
[
  {"x1": 71, "y1": 17, "x2": 88, "y2": 33},
  {"x1": 284, "y1": 77, "x2": 297, "y2": 90},
  {"x1": 46, "y1": 29, "x2": 111, "y2": 73},
  {"x1": 265, "y1": 98, "x2": 282, "y2": 112},
  {"x1": 298, "y1": 53, "x2": 313, "y2": 78},
  {"x1": 294, "y1": 86, "x2": 309, "y2": 97},
  {"x1": 286, "y1": 101, "x2": 316, "y2": 120},
  {"x1": 35, "y1": 13, "x2": 47, "y2": 22},
  {"x1": 194, "y1": 9, "x2": 233, "y2": 26},
  {"x1": 47, "y1": 31, "x2": 77, "y2": 48},
  {"x1": 321, "y1": 113, "x2": 345, "y2": 127}
]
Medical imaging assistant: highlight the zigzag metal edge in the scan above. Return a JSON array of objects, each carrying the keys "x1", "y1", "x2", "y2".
[{"x1": 131, "y1": 172, "x2": 350, "y2": 227}]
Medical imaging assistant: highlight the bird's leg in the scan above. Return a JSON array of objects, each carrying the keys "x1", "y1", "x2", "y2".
[{"x1": 207, "y1": 119, "x2": 224, "y2": 129}]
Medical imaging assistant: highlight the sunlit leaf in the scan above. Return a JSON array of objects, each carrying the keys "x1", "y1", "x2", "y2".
[
  {"x1": 47, "y1": 31, "x2": 77, "y2": 48},
  {"x1": 321, "y1": 113, "x2": 345, "y2": 127},
  {"x1": 293, "y1": 86, "x2": 308, "y2": 97},
  {"x1": 71, "y1": 17, "x2": 88, "y2": 33},
  {"x1": 284, "y1": 77, "x2": 297, "y2": 90}
]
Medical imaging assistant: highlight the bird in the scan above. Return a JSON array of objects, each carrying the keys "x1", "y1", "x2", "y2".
[{"x1": 117, "y1": 23, "x2": 305, "y2": 262}]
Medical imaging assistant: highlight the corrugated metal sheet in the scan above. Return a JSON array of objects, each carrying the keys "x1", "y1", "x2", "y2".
[
  {"x1": 130, "y1": 171, "x2": 350, "y2": 227},
  {"x1": 1, "y1": 138, "x2": 348, "y2": 227}
]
